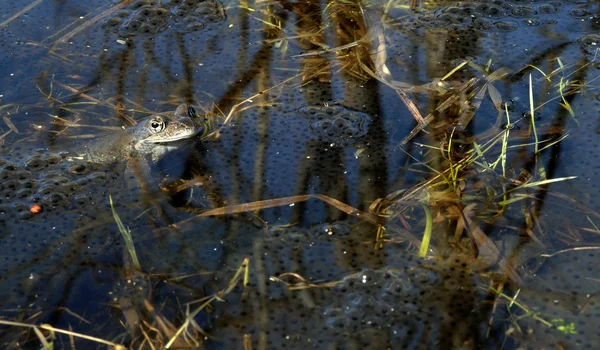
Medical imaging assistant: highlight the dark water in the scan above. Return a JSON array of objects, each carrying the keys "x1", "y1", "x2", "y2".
[{"x1": 0, "y1": 0, "x2": 599, "y2": 348}]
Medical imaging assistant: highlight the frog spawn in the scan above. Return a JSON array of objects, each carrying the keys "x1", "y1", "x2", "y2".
[
  {"x1": 317, "y1": 265, "x2": 487, "y2": 348},
  {"x1": 299, "y1": 105, "x2": 372, "y2": 146},
  {"x1": 108, "y1": 274, "x2": 150, "y2": 306},
  {"x1": 578, "y1": 34, "x2": 600, "y2": 57},
  {"x1": 103, "y1": 0, "x2": 226, "y2": 36},
  {"x1": 2, "y1": 1, "x2": 600, "y2": 348},
  {"x1": 323, "y1": 269, "x2": 424, "y2": 331},
  {"x1": 216, "y1": 227, "x2": 490, "y2": 349},
  {"x1": 512, "y1": 251, "x2": 600, "y2": 349},
  {"x1": 383, "y1": 0, "x2": 600, "y2": 78},
  {"x1": 0, "y1": 155, "x2": 117, "y2": 220},
  {"x1": 414, "y1": 1, "x2": 562, "y2": 31},
  {"x1": 0, "y1": 149, "x2": 137, "y2": 316}
]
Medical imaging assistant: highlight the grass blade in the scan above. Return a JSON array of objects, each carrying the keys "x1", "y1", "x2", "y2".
[
  {"x1": 518, "y1": 176, "x2": 577, "y2": 188},
  {"x1": 109, "y1": 195, "x2": 141, "y2": 270},
  {"x1": 418, "y1": 204, "x2": 433, "y2": 257},
  {"x1": 529, "y1": 74, "x2": 539, "y2": 154}
]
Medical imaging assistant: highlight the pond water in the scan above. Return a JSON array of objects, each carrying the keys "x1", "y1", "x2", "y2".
[{"x1": 0, "y1": 0, "x2": 599, "y2": 348}]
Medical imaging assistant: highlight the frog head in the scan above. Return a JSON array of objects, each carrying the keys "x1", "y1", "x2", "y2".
[{"x1": 140, "y1": 104, "x2": 202, "y2": 144}]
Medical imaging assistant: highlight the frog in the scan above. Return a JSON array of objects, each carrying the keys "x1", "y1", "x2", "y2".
[
  {"x1": 0, "y1": 103, "x2": 207, "y2": 219},
  {"x1": 77, "y1": 103, "x2": 204, "y2": 164},
  {"x1": 0, "y1": 104, "x2": 207, "y2": 316}
]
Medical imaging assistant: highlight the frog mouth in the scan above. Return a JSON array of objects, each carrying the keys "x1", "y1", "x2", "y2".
[{"x1": 144, "y1": 127, "x2": 203, "y2": 143}]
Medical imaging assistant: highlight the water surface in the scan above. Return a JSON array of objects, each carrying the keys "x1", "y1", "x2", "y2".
[{"x1": 0, "y1": 0, "x2": 599, "y2": 348}]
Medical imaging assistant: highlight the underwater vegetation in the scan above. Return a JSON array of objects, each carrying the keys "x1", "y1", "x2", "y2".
[{"x1": 0, "y1": 0, "x2": 599, "y2": 348}]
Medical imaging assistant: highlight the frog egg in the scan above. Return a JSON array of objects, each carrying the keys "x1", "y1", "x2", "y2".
[
  {"x1": 436, "y1": 12, "x2": 461, "y2": 26},
  {"x1": 569, "y1": 7, "x2": 589, "y2": 18},
  {"x1": 407, "y1": 267, "x2": 441, "y2": 285},
  {"x1": 44, "y1": 155, "x2": 61, "y2": 166},
  {"x1": 25, "y1": 157, "x2": 46, "y2": 171},
  {"x1": 1, "y1": 163, "x2": 18, "y2": 171},
  {"x1": 69, "y1": 177, "x2": 92, "y2": 187},
  {"x1": 14, "y1": 171, "x2": 31, "y2": 180},
  {"x1": 66, "y1": 162, "x2": 91, "y2": 175},
  {"x1": 19, "y1": 180, "x2": 34, "y2": 189},
  {"x1": 538, "y1": 4, "x2": 558, "y2": 14},
  {"x1": 138, "y1": 7, "x2": 153, "y2": 18},
  {"x1": 323, "y1": 308, "x2": 345, "y2": 328},
  {"x1": 475, "y1": 3, "x2": 506, "y2": 18},
  {"x1": 115, "y1": 10, "x2": 130, "y2": 18},
  {"x1": 42, "y1": 192, "x2": 69, "y2": 207},
  {"x1": 86, "y1": 171, "x2": 108, "y2": 184},
  {"x1": 172, "y1": 9, "x2": 188, "y2": 19},
  {"x1": 104, "y1": 17, "x2": 121, "y2": 28},
  {"x1": 139, "y1": 24, "x2": 157, "y2": 34},
  {"x1": 15, "y1": 188, "x2": 33, "y2": 199},
  {"x1": 62, "y1": 181, "x2": 82, "y2": 194},
  {"x1": 0, "y1": 189, "x2": 12, "y2": 200},
  {"x1": 147, "y1": 17, "x2": 167, "y2": 30},
  {"x1": 72, "y1": 194, "x2": 90, "y2": 205},
  {"x1": 37, "y1": 184, "x2": 64, "y2": 196},
  {"x1": 195, "y1": 3, "x2": 218, "y2": 16},
  {"x1": 578, "y1": 34, "x2": 600, "y2": 56},
  {"x1": 511, "y1": 6, "x2": 538, "y2": 17},
  {"x1": 1, "y1": 179, "x2": 18, "y2": 191},
  {"x1": 0, "y1": 170, "x2": 14, "y2": 182},
  {"x1": 131, "y1": 0, "x2": 153, "y2": 10},
  {"x1": 39, "y1": 177, "x2": 69, "y2": 187},
  {"x1": 185, "y1": 23, "x2": 205, "y2": 32},
  {"x1": 494, "y1": 20, "x2": 519, "y2": 32},
  {"x1": 151, "y1": 8, "x2": 169, "y2": 18},
  {"x1": 124, "y1": 19, "x2": 143, "y2": 32}
]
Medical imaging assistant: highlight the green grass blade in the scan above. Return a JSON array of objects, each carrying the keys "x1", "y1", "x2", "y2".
[
  {"x1": 109, "y1": 195, "x2": 141, "y2": 270},
  {"x1": 418, "y1": 204, "x2": 433, "y2": 257},
  {"x1": 529, "y1": 74, "x2": 539, "y2": 154},
  {"x1": 518, "y1": 176, "x2": 577, "y2": 188},
  {"x1": 498, "y1": 194, "x2": 532, "y2": 206},
  {"x1": 501, "y1": 105, "x2": 511, "y2": 177},
  {"x1": 586, "y1": 216, "x2": 600, "y2": 235}
]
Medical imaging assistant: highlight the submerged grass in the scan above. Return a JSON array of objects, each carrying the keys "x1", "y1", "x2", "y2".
[
  {"x1": 109, "y1": 195, "x2": 141, "y2": 271},
  {"x1": 165, "y1": 258, "x2": 250, "y2": 349},
  {"x1": 0, "y1": 0, "x2": 43, "y2": 28},
  {"x1": 368, "y1": 54, "x2": 584, "y2": 285},
  {"x1": 0, "y1": 319, "x2": 127, "y2": 349},
  {"x1": 489, "y1": 287, "x2": 577, "y2": 335},
  {"x1": 2, "y1": 0, "x2": 598, "y2": 347},
  {"x1": 417, "y1": 204, "x2": 433, "y2": 257},
  {"x1": 529, "y1": 74, "x2": 539, "y2": 154}
]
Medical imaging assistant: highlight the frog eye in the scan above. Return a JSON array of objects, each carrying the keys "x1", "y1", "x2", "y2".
[
  {"x1": 187, "y1": 106, "x2": 197, "y2": 119},
  {"x1": 148, "y1": 117, "x2": 165, "y2": 133}
]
